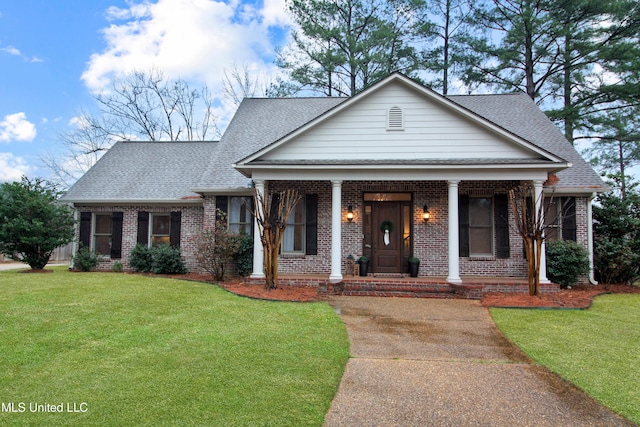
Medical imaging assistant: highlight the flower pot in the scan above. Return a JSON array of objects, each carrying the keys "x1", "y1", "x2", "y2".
[
  {"x1": 358, "y1": 260, "x2": 369, "y2": 276},
  {"x1": 408, "y1": 261, "x2": 420, "y2": 277}
]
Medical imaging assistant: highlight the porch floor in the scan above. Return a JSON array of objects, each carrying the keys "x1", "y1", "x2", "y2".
[{"x1": 245, "y1": 274, "x2": 560, "y2": 300}]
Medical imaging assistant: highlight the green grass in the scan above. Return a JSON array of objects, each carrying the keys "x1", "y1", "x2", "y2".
[
  {"x1": 0, "y1": 268, "x2": 349, "y2": 426},
  {"x1": 491, "y1": 294, "x2": 640, "y2": 424}
]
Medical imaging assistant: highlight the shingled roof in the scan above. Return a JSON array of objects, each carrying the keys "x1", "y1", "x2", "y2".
[
  {"x1": 62, "y1": 75, "x2": 606, "y2": 204},
  {"x1": 447, "y1": 93, "x2": 605, "y2": 191},
  {"x1": 62, "y1": 141, "x2": 219, "y2": 203}
]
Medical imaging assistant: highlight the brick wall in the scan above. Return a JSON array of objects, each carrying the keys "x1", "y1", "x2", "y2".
[
  {"x1": 262, "y1": 180, "x2": 592, "y2": 280},
  {"x1": 73, "y1": 184, "x2": 592, "y2": 281},
  {"x1": 74, "y1": 204, "x2": 204, "y2": 272}
]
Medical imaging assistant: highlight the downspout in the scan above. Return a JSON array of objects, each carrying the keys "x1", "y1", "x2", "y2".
[
  {"x1": 70, "y1": 207, "x2": 78, "y2": 270},
  {"x1": 587, "y1": 193, "x2": 598, "y2": 285}
]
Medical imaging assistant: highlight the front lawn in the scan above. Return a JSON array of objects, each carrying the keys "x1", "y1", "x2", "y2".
[
  {"x1": 491, "y1": 294, "x2": 640, "y2": 425},
  {"x1": 0, "y1": 268, "x2": 349, "y2": 426}
]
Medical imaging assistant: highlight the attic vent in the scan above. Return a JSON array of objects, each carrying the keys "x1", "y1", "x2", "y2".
[{"x1": 387, "y1": 106, "x2": 404, "y2": 130}]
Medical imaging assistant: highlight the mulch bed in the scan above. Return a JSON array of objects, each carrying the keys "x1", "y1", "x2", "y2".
[
  {"x1": 175, "y1": 273, "x2": 640, "y2": 308},
  {"x1": 481, "y1": 283, "x2": 640, "y2": 309}
]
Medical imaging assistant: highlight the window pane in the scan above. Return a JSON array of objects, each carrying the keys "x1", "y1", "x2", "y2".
[
  {"x1": 152, "y1": 215, "x2": 170, "y2": 235},
  {"x1": 470, "y1": 228, "x2": 492, "y2": 255},
  {"x1": 283, "y1": 224, "x2": 304, "y2": 252},
  {"x1": 95, "y1": 214, "x2": 112, "y2": 234},
  {"x1": 229, "y1": 197, "x2": 252, "y2": 236},
  {"x1": 94, "y1": 235, "x2": 111, "y2": 255},
  {"x1": 469, "y1": 198, "x2": 492, "y2": 226},
  {"x1": 151, "y1": 236, "x2": 171, "y2": 247}
]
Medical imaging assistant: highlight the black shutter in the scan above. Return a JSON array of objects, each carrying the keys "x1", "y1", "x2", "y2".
[
  {"x1": 494, "y1": 194, "x2": 510, "y2": 258},
  {"x1": 216, "y1": 196, "x2": 228, "y2": 224},
  {"x1": 110, "y1": 212, "x2": 123, "y2": 259},
  {"x1": 305, "y1": 194, "x2": 318, "y2": 255},
  {"x1": 137, "y1": 211, "x2": 149, "y2": 245},
  {"x1": 459, "y1": 195, "x2": 470, "y2": 257},
  {"x1": 562, "y1": 197, "x2": 577, "y2": 241},
  {"x1": 79, "y1": 212, "x2": 92, "y2": 248},
  {"x1": 270, "y1": 193, "x2": 281, "y2": 231},
  {"x1": 170, "y1": 211, "x2": 182, "y2": 247}
]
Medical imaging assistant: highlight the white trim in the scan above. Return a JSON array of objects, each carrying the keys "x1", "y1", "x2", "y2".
[{"x1": 250, "y1": 167, "x2": 553, "y2": 182}]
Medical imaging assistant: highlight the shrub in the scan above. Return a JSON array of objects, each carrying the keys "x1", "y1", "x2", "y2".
[
  {"x1": 129, "y1": 244, "x2": 154, "y2": 273},
  {"x1": 151, "y1": 244, "x2": 187, "y2": 274},
  {"x1": 73, "y1": 246, "x2": 99, "y2": 272},
  {"x1": 195, "y1": 211, "x2": 249, "y2": 281},
  {"x1": 546, "y1": 240, "x2": 590, "y2": 288},
  {"x1": 112, "y1": 262, "x2": 124, "y2": 272},
  {"x1": 235, "y1": 234, "x2": 253, "y2": 277}
]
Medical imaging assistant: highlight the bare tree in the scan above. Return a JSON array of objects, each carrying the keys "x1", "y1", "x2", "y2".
[
  {"x1": 509, "y1": 183, "x2": 545, "y2": 296},
  {"x1": 222, "y1": 63, "x2": 269, "y2": 106},
  {"x1": 42, "y1": 67, "x2": 220, "y2": 188},
  {"x1": 248, "y1": 188, "x2": 302, "y2": 289}
]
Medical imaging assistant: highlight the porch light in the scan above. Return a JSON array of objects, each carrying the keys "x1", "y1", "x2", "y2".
[
  {"x1": 347, "y1": 205, "x2": 354, "y2": 222},
  {"x1": 423, "y1": 205, "x2": 430, "y2": 222}
]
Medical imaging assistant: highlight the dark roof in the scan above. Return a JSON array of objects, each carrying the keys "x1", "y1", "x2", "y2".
[
  {"x1": 62, "y1": 78, "x2": 606, "y2": 203},
  {"x1": 447, "y1": 93, "x2": 605, "y2": 190},
  {"x1": 196, "y1": 97, "x2": 347, "y2": 190},
  {"x1": 62, "y1": 141, "x2": 219, "y2": 202}
]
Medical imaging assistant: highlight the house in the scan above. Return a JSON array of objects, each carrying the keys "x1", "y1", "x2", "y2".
[{"x1": 61, "y1": 73, "x2": 607, "y2": 292}]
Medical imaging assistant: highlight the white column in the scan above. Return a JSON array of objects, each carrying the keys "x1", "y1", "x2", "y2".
[
  {"x1": 329, "y1": 180, "x2": 343, "y2": 282},
  {"x1": 250, "y1": 179, "x2": 265, "y2": 279},
  {"x1": 533, "y1": 180, "x2": 550, "y2": 283},
  {"x1": 447, "y1": 180, "x2": 462, "y2": 284}
]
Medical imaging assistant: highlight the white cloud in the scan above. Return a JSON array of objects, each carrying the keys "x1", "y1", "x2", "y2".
[
  {"x1": 0, "y1": 46, "x2": 21, "y2": 56},
  {"x1": 0, "y1": 153, "x2": 31, "y2": 182},
  {"x1": 82, "y1": 0, "x2": 291, "y2": 94},
  {"x1": 0, "y1": 112, "x2": 37, "y2": 142}
]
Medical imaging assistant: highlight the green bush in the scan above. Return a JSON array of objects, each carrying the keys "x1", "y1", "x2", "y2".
[
  {"x1": 129, "y1": 244, "x2": 154, "y2": 273},
  {"x1": 112, "y1": 262, "x2": 124, "y2": 272},
  {"x1": 151, "y1": 244, "x2": 187, "y2": 274},
  {"x1": 73, "y1": 246, "x2": 99, "y2": 272},
  {"x1": 546, "y1": 240, "x2": 590, "y2": 288},
  {"x1": 235, "y1": 234, "x2": 254, "y2": 277},
  {"x1": 129, "y1": 244, "x2": 187, "y2": 274}
]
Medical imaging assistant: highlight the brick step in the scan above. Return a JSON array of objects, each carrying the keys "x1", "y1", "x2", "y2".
[{"x1": 339, "y1": 290, "x2": 461, "y2": 298}]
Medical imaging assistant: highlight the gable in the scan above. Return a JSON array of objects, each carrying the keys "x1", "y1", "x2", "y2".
[{"x1": 258, "y1": 81, "x2": 547, "y2": 163}]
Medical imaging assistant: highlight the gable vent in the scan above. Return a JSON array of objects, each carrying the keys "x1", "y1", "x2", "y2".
[{"x1": 387, "y1": 106, "x2": 404, "y2": 130}]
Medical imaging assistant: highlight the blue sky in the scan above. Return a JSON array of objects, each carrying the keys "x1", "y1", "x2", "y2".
[{"x1": 0, "y1": 0, "x2": 290, "y2": 182}]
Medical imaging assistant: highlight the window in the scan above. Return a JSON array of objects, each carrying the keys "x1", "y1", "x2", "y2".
[
  {"x1": 283, "y1": 200, "x2": 305, "y2": 253},
  {"x1": 469, "y1": 197, "x2": 493, "y2": 256},
  {"x1": 228, "y1": 196, "x2": 253, "y2": 235},
  {"x1": 79, "y1": 212, "x2": 123, "y2": 259},
  {"x1": 137, "y1": 211, "x2": 181, "y2": 248},
  {"x1": 459, "y1": 194, "x2": 509, "y2": 258},
  {"x1": 151, "y1": 214, "x2": 171, "y2": 247},
  {"x1": 544, "y1": 197, "x2": 576, "y2": 241},
  {"x1": 93, "y1": 214, "x2": 112, "y2": 256}
]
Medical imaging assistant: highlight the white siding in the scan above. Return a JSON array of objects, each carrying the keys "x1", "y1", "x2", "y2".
[{"x1": 261, "y1": 83, "x2": 539, "y2": 161}]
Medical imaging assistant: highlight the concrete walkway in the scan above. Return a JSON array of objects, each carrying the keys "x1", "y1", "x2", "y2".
[
  {"x1": 324, "y1": 297, "x2": 635, "y2": 427},
  {"x1": 0, "y1": 262, "x2": 69, "y2": 271}
]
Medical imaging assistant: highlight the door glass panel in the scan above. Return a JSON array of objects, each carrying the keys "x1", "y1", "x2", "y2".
[{"x1": 364, "y1": 193, "x2": 412, "y2": 202}]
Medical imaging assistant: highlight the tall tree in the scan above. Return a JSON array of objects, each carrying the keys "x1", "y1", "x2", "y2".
[
  {"x1": 417, "y1": 0, "x2": 480, "y2": 94},
  {"x1": 466, "y1": 0, "x2": 560, "y2": 100},
  {"x1": 42, "y1": 68, "x2": 220, "y2": 188},
  {"x1": 276, "y1": 0, "x2": 422, "y2": 96},
  {"x1": 0, "y1": 177, "x2": 75, "y2": 270}
]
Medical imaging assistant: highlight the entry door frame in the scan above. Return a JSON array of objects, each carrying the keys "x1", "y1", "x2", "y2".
[{"x1": 362, "y1": 193, "x2": 413, "y2": 274}]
